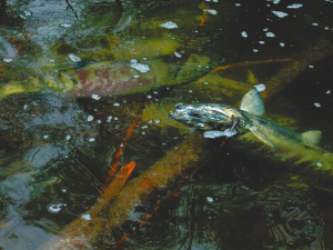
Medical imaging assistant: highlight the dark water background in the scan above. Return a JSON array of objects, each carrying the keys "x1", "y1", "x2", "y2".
[{"x1": 0, "y1": 0, "x2": 332, "y2": 249}]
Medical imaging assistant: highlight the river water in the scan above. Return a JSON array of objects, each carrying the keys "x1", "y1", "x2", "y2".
[{"x1": 0, "y1": 0, "x2": 332, "y2": 249}]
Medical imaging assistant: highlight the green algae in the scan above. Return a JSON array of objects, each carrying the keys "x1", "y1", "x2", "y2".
[
  {"x1": 175, "y1": 54, "x2": 211, "y2": 83},
  {"x1": 184, "y1": 73, "x2": 250, "y2": 102}
]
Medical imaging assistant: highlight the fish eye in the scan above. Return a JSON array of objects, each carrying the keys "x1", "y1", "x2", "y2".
[{"x1": 175, "y1": 103, "x2": 185, "y2": 110}]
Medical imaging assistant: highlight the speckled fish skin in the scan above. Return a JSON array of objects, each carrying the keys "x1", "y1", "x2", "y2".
[
  {"x1": 171, "y1": 102, "x2": 311, "y2": 148},
  {"x1": 170, "y1": 103, "x2": 250, "y2": 131}
]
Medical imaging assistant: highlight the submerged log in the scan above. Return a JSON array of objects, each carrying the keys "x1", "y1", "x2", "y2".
[
  {"x1": 43, "y1": 137, "x2": 202, "y2": 249},
  {"x1": 264, "y1": 39, "x2": 333, "y2": 101}
]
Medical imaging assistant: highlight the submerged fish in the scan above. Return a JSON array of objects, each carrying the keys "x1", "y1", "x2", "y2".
[
  {"x1": 170, "y1": 87, "x2": 333, "y2": 191},
  {"x1": 170, "y1": 87, "x2": 322, "y2": 149}
]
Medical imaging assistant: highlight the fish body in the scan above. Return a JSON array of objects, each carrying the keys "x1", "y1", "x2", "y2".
[{"x1": 170, "y1": 88, "x2": 321, "y2": 149}]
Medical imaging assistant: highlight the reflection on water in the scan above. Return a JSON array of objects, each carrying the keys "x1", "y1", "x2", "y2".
[{"x1": 0, "y1": 0, "x2": 332, "y2": 249}]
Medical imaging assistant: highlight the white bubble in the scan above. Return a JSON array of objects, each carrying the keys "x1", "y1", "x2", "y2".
[
  {"x1": 87, "y1": 115, "x2": 94, "y2": 122},
  {"x1": 326, "y1": 89, "x2": 331, "y2": 95},
  {"x1": 160, "y1": 21, "x2": 178, "y2": 29},
  {"x1": 204, "y1": 9, "x2": 218, "y2": 15},
  {"x1": 287, "y1": 3, "x2": 303, "y2": 9},
  {"x1": 313, "y1": 102, "x2": 321, "y2": 108},
  {"x1": 272, "y1": 10, "x2": 289, "y2": 18},
  {"x1": 3, "y1": 58, "x2": 13, "y2": 63},
  {"x1": 23, "y1": 10, "x2": 32, "y2": 17},
  {"x1": 107, "y1": 115, "x2": 113, "y2": 123},
  {"x1": 241, "y1": 31, "x2": 248, "y2": 38},
  {"x1": 174, "y1": 51, "x2": 182, "y2": 58},
  {"x1": 130, "y1": 59, "x2": 150, "y2": 73},
  {"x1": 65, "y1": 135, "x2": 71, "y2": 141},
  {"x1": 206, "y1": 196, "x2": 214, "y2": 203},
  {"x1": 88, "y1": 137, "x2": 96, "y2": 142},
  {"x1": 48, "y1": 203, "x2": 66, "y2": 214},
  {"x1": 81, "y1": 213, "x2": 92, "y2": 221},
  {"x1": 113, "y1": 102, "x2": 121, "y2": 107},
  {"x1": 68, "y1": 53, "x2": 81, "y2": 63},
  {"x1": 60, "y1": 23, "x2": 71, "y2": 28},
  {"x1": 91, "y1": 94, "x2": 101, "y2": 100},
  {"x1": 279, "y1": 42, "x2": 286, "y2": 47},
  {"x1": 265, "y1": 31, "x2": 276, "y2": 38}
]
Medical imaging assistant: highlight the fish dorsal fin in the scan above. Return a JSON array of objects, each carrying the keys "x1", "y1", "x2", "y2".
[
  {"x1": 240, "y1": 88, "x2": 265, "y2": 116},
  {"x1": 301, "y1": 130, "x2": 322, "y2": 146}
]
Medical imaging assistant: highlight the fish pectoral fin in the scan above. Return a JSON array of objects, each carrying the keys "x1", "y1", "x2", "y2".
[
  {"x1": 301, "y1": 130, "x2": 322, "y2": 146},
  {"x1": 248, "y1": 126, "x2": 275, "y2": 148},
  {"x1": 240, "y1": 88, "x2": 265, "y2": 116},
  {"x1": 203, "y1": 129, "x2": 237, "y2": 139}
]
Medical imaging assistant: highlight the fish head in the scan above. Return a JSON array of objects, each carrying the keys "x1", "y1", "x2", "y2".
[{"x1": 170, "y1": 103, "x2": 238, "y2": 130}]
